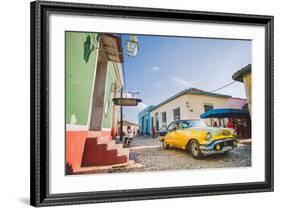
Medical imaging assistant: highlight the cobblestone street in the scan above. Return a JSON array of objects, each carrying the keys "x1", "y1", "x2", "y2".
[{"x1": 113, "y1": 136, "x2": 251, "y2": 173}]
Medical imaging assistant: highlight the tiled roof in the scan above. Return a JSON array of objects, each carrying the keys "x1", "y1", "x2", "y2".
[
  {"x1": 152, "y1": 88, "x2": 231, "y2": 111},
  {"x1": 117, "y1": 120, "x2": 138, "y2": 126},
  {"x1": 138, "y1": 105, "x2": 155, "y2": 117}
]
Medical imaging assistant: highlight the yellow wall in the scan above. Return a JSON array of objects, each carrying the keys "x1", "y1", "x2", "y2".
[{"x1": 242, "y1": 73, "x2": 252, "y2": 115}]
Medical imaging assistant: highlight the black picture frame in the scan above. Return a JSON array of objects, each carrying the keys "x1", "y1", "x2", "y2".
[{"x1": 30, "y1": 0, "x2": 274, "y2": 207}]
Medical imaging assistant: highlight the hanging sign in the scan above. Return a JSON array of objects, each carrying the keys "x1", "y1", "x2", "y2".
[{"x1": 112, "y1": 98, "x2": 142, "y2": 106}]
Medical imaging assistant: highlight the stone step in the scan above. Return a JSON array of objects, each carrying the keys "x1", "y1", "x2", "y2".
[
  {"x1": 96, "y1": 136, "x2": 111, "y2": 144},
  {"x1": 117, "y1": 147, "x2": 129, "y2": 157},
  {"x1": 116, "y1": 155, "x2": 129, "y2": 164},
  {"x1": 81, "y1": 136, "x2": 129, "y2": 166},
  {"x1": 106, "y1": 140, "x2": 123, "y2": 150},
  {"x1": 105, "y1": 140, "x2": 129, "y2": 159}
]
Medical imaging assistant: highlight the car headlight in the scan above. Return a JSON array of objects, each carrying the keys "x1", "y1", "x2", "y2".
[
  {"x1": 206, "y1": 132, "x2": 212, "y2": 140},
  {"x1": 215, "y1": 144, "x2": 221, "y2": 150}
]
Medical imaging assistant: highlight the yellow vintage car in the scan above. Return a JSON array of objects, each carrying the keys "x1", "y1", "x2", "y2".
[{"x1": 159, "y1": 119, "x2": 238, "y2": 159}]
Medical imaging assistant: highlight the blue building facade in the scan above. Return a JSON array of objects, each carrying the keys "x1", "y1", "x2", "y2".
[{"x1": 137, "y1": 106, "x2": 155, "y2": 136}]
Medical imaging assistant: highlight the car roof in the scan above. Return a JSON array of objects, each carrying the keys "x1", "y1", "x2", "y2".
[{"x1": 169, "y1": 119, "x2": 201, "y2": 125}]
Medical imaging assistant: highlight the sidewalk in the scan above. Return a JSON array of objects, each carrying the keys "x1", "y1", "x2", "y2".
[
  {"x1": 116, "y1": 136, "x2": 161, "y2": 148},
  {"x1": 238, "y1": 138, "x2": 252, "y2": 145}
]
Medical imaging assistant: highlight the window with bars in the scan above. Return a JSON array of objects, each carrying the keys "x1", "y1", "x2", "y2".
[
  {"x1": 173, "y1": 108, "x2": 180, "y2": 121},
  {"x1": 155, "y1": 113, "x2": 159, "y2": 131},
  {"x1": 204, "y1": 104, "x2": 214, "y2": 112},
  {"x1": 161, "y1": 112, "x2": 167, "y2": 128}
]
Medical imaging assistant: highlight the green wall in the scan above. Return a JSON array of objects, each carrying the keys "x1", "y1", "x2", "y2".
[
  {"x1": 65, "y1": 32, "x2": 99, "y2": 125},
  {"x1": 102, "y1": 62, "x2": 117, "y2": 128}
]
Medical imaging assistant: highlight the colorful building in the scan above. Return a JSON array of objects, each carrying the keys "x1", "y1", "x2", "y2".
[
  {"x1": 232, "y1": 64, "x2": 252, "y2": 115},
  {"x1": 65, "y1": 32, "x2": 129, "y2": 174},
  {"x1": 143, "y1": 88, "x2": 247, "y2": 132},
  {"x1": 137, "y1": 105, "x2": 155, "y2": 136}
]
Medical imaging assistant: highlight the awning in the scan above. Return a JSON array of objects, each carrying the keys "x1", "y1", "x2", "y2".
[{"x1": 200, "y1": 108, "x2": 250, "y2": 119}]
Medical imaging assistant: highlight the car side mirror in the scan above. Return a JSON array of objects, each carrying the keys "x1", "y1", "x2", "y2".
[{"x1": 171, "y1": 127, "x2": 177, "y2": 131}]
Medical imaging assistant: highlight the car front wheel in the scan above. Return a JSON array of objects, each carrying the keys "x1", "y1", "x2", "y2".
[
  {"x1": 189, "y1": 140, "x2": 203, "y2": 159},
  {"x1": 162, "y1": 140, "x2": 170, "y2": 149}
]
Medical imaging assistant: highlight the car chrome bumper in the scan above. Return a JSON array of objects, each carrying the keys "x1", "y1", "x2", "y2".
[
  {"x1": 199, "y1": 138, "x2": 238, "y2": 155},
  {"x1": 159, "y1": 136, "x2": 165, "y2": 142}
]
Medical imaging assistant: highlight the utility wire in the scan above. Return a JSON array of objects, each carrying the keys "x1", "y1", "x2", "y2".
[{"x1": 209, "y1": 81, "x2": 237, "y2": 93}]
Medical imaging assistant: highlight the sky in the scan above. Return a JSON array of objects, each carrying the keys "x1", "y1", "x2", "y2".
[{"x1": 120, "y1": 34, "x2": 251, "y2": 123}]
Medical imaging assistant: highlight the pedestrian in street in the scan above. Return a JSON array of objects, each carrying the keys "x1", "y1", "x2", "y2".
[
  {"x1": 227, "y1": 118, "x2": 233, "y2": 128},
  {"x1": 124, "y1": 126, "x2": 133, "y2": 147},
  {"x1": 175, "y1": 122, "x2": 180, "y2": 130},
  {"x1": 213, "y1": 121, "x2": 218, "y2": 127},
  {"x1": 152, "y1": 126, "x2": 156, "y2": 138}
]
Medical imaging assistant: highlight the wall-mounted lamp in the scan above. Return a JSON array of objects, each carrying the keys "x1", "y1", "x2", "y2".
[{"x1": 126, "y1": 35, "x2": 139, "y2": 57}]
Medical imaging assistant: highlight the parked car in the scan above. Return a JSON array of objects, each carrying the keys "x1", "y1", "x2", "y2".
[{"x1": 159, "y1": 119, "x2": 238, "y2": 159}]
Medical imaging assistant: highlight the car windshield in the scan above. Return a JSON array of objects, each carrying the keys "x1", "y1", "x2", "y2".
[{"x1": 181, "y1": 120, "x2": 206, "y2": 128}]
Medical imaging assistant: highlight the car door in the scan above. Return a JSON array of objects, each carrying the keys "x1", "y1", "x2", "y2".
[
  {"x1": 172, "y1": 129, "x2": 183, "y2": 148},
  {"x1": 176, "y1": 121, "x2": 190, "y2": 148},
  {"x1": 168, "y1": 122, "x2": 184, "y2": 147},
  {"x1": 175, "y1": 122, "x2": 186, "y2": 149},
  {"x1": 165, "y1": 123, "x2": 178, "y2": 147}
]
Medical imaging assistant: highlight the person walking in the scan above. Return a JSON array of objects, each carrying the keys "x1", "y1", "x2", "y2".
[
  {"x1": 124, "y1": 126, "x2": 133, "y2": 147},
  {"x1": 152, "y1": 126, "x2": 156, "y2": 138},
  {"x1": 227, "y1": 118, "x2": 233, "y2": 128},
  {"x1": 213, "y1": 121, "x2": 218, "y2": 127}
]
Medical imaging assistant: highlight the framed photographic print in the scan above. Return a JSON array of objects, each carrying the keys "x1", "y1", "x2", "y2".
[{"x1": 30, "y1": 0, "x2": 274, "y2": 207}]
